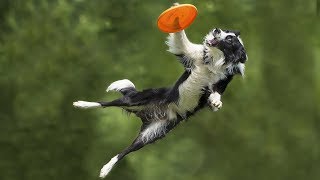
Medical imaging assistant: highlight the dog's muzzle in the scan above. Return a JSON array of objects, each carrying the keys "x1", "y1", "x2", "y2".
[
  {"x1": 207, "y1": 39, "x2": 219, "y2": 47},
  {"x1": 206, "y1": 28, "x2": 221, "y2": 47}
]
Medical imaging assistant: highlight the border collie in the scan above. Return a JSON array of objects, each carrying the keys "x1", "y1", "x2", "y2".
[{"x1": 73, "y1": 28, "x2": 247, "y2": 178}]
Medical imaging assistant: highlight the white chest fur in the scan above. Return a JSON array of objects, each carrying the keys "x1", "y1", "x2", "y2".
[
  {"x1": 175, "y1": 66, "x2": 210, "y2": 115},
  {"x1": 174, "y1": 47, "x2": 228, "y2": 116}
]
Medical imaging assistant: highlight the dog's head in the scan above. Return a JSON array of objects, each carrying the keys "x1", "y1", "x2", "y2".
[{"x1": 204, "y1": 28, "x2": 247, "y2": 64}]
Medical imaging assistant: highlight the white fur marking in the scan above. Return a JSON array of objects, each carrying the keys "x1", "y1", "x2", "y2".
[
  {"x1": 106, "y1": 79, "x2": 135, "y2": 92},
  {"x1": 219, "y1": 30, "x2": 236, "y2": 39},
  {"x1": 99, "y1": 155, "x2": 119, "y2": 178},
  {"x1": 237, "y1": 63, "x2": 245, "y2": 76},
  {"x1": 237, "y1": 36, "x2": 244, "y2": 46},
  {"x1": 73, "y1": 101, "x2": 101, "y2": 109},
  {"x1": 208, "y1": 92, "x2": 222, "y2": 111},
  {"x1": 141, "y1": 121, "x2": 168, "y2": 143}
]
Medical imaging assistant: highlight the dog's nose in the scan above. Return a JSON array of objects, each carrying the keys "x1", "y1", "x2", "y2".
[{"x1": 214, "y1": 28, "x2": 221, "y2": 34}]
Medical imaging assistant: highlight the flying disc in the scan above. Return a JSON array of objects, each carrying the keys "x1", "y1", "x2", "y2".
[{"x1": 157, "y1": 4, "x2": 197, "y2": 33}]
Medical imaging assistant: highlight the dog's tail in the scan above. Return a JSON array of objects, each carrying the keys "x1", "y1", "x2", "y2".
[{"x1": 106, "y1": 79, "x2": 136, "y2": 95}]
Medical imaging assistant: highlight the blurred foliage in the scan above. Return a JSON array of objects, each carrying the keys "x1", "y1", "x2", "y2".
[{"x1": 0, "y1": 0, "x2": 318, "y2": 180}]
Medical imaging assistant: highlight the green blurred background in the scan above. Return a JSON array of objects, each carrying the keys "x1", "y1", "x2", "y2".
[{"x1": 0, "y1": 0, "x2": 318, "y2": 179}]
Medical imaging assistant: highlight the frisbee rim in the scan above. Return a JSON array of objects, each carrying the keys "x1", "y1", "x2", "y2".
[{"x1": 157, "y1": 4, "x2": 198, "y2": 33}]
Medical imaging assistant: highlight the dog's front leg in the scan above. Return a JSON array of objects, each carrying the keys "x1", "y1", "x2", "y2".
[
  {"x1": 167, "y1": 30, "x2": 191, "y2": 53},
  {"x1": 166, "y1": 30, "x2": 204, "y2": 69},
  {"x1": 166, "y1": 30, "x2": 203, "y2": 57},
  {"x1": 209, "y1": 75, "x2": 234, "y2": 111}
]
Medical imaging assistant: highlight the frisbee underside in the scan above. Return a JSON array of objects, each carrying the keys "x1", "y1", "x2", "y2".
[{"x1": 157, "y1": 4, "x2": 197, "y2": 33}]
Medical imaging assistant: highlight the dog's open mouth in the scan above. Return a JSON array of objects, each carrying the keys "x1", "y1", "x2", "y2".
[{"x1": 207, "y1": 39, "x2": 219, "y2": 47}]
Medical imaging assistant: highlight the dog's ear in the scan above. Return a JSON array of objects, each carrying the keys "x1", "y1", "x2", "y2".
[
  {"x1": 225, "y1": 47, "x2": 246, "y2": 63},
  {"x1": 225, "y1": 49, "x2": 246, "y2": 63},
  {"x1": 233, "y1": 30, "x2": 240, "y2": 36}
]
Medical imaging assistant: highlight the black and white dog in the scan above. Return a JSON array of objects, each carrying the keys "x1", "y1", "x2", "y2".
[{"x1": 73, "y1": 28, "x2": 247, "y2": 178}]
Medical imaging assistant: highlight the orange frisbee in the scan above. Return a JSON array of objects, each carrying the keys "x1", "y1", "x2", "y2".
[{"x1": 157, "y1": 4, "x2": 197, "y2": 33}]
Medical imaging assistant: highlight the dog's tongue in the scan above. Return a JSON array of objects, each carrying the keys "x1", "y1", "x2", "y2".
[{"x1": 210, "y1": 39, "x2": 219, "y2": 46}]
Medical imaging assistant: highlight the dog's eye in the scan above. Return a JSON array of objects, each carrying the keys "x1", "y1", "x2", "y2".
[{"x1": 226, "y1": 35, "x2": 233, "y2": 41}]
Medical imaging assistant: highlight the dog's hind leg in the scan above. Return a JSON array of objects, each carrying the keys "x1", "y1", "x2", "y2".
[
  {"x1": 99, "y1": 134, "x2": 146, "y2": 178},
  {"x1": 73, "y1": 79, "x2": 137, "y2": 109},
  {"x1": 99, "y1": 120, "x2": 170, "y2": 178}
]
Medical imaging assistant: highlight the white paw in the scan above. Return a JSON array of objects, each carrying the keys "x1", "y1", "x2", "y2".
[
  {"x1": 208, "y1": 92, "x2": 222, "y2": 111},
  {"x1": 99, "y1": 155, "x2": 118, "y2": 178},
  {"x1": 73, "y1": 101, "x2": 101, "y2": 109},
  {"x1": 99, "y1": 165, "x2": 112, "y2": 178},
  {"x1": 211, "y1": 100, "x2": 222, "y2": 111}
]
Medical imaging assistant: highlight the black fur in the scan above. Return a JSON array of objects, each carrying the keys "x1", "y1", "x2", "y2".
[
  {"x1": 212, "y1": 75, "x2": 234, "y2": 94},
  {"x1": 217, "y1": 35, "x2": 247, "y2": 64}
]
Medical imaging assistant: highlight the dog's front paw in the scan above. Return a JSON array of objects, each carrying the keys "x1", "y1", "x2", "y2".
[
  {"x1": 208, "y1": 92, "x2": 222, "y2": 111},
  {"x1": 210, "y1": 100, "x2": 222, "y2": 111},
  {"x1": 173, "y1": 2, "x2": 180, "y2": 6},
  {"x1": 73, "y1": 101, "x2": 101, "y2": 109}
]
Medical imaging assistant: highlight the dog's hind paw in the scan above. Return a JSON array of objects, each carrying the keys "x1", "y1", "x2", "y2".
[
  {"x1": 73, "y1": 101, "x2": 101, "y2": 109},
  {"x1": 99, "y1": 155, "x2": 119, "y2": 178}
]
